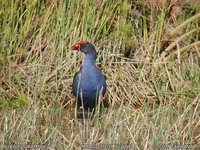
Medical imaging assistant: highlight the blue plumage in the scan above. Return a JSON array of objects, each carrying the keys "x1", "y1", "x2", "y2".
[{"x1": 71, "y1": 42, "x2": 106, "y2": 109}]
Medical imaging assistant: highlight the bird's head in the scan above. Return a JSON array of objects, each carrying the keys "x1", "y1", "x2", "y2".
[{"x1": 70, "y1": 41, "x2": 97, "y2": 57}]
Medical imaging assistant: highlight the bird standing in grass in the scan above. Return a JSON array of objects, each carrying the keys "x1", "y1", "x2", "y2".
[{"x1": 70, "y1": 41, "x2": 107, "y2": 113}]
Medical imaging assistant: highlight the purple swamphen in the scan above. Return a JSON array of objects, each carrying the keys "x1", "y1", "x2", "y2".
[{"x1": 70, "y1": 41, "x2": 107, "y2": 110}]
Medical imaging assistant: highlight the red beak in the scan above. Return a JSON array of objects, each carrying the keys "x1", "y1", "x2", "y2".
[
  {"x1": 70, "y1": 41, "x2": 87, "y2": 51},
  {"x1": 70, "y1": 44, "x2": 81, "y2": 51}
]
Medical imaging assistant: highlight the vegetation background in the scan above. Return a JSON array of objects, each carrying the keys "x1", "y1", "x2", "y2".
[{"x1": 0, "y1": 0, "x2": 200, "y2": 149}]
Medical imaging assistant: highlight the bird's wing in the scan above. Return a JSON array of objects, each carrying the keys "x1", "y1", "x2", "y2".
[{"x1": 72, "y1": 67, "x2": 82, "y2": 96}]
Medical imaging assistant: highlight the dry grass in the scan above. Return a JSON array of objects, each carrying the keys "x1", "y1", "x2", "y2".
[{"x1": 0, "y1": 0, "x2": 200, "y2": 149}]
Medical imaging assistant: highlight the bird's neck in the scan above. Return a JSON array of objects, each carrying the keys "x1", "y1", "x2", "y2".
[{"x1": 82, "y1": 55, "x2": 97, "y2": 68}]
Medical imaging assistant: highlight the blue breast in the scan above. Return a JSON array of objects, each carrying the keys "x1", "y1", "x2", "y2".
[{"x1": 73, "y1": 66, "x2": 106, "y2": 108}]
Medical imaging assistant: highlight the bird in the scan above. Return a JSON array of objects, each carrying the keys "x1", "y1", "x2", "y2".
[{"x1": 70, "y1": 41, "x2": 107, "y2": 113}]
